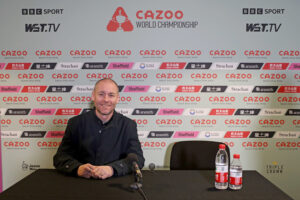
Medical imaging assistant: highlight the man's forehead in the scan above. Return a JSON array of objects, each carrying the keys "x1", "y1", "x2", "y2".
[{"x1": 94, "y1": 81, "x2": 119, "y2": 92}]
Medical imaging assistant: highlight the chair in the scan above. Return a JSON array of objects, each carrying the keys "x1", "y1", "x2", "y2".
[{"x1": 170, "y1": 141, "x2": 230, "y2": 170}]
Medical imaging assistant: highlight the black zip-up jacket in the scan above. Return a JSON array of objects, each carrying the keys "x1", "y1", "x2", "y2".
[{"x1": 53, "y1": 110, "x2": 145, "y2": 176}]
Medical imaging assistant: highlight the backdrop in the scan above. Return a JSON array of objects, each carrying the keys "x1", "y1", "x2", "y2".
[{"x1": 0, "y1": 0, "x2": 299, "y2": 199}]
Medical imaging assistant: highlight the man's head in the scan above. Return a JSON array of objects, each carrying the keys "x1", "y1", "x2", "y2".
[{"x1": 92, "y1": 78, "x2": 119, "y2": 120}]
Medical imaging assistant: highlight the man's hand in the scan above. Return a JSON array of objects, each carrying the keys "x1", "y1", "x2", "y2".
[
  {"x1": 91, "y1": 166, "x2": 114, "y2": 179},
  {"x1": 77, "y1": 163, "x2": 95, "y2": 178}
]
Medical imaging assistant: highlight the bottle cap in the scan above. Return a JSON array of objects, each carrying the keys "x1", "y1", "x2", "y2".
[
  {"x1": 219, "y1": 144, "x2": 226, "y2": 149},
  {"x1": 233, "y1": 154, "x2": 240, "y2": 159}
]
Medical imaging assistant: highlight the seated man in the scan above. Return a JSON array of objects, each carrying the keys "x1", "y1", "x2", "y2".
[{"x1": 53, "y1": 78, "x2": 144, "y2": 179}]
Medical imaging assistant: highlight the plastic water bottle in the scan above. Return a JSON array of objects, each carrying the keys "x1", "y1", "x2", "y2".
[
  {"x1": 229, "y1": 154, "x2": 242, "y2": 190},
  {"x1": 215, "y1": 144, "x2": 228, "y2": 189}
]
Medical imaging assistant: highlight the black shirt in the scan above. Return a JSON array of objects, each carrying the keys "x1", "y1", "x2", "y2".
[{"x1": 53, "y1": 110, "x2": 145, "y2": 176}]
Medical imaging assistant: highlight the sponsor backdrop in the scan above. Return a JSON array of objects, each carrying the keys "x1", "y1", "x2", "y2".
[{"x1": 0, "y1": 0, "x2": 299, "y2": 199}]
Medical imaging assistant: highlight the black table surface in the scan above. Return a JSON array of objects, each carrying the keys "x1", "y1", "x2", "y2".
[{"x1": 0, "y1": 169, "x2": 293, "y2": 200}]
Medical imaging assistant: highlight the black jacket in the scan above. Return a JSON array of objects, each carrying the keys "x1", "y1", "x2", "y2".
[{"x1": 53, "y1": 110, "x2": 145, "y2": 176}]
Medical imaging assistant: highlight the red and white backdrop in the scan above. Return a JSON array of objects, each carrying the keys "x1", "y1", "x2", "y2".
[{"x1": 0, "y1": 0, "x2": 299, "y2": 199}]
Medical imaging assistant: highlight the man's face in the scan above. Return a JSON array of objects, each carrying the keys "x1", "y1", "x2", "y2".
[{"x1": 92, "y1": 80, "x2": 119, "y2": 117}]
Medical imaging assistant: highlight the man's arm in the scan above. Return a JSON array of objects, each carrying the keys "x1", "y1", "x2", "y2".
[
  {"x1": 53, "y1": 118, "x2": 82, "y2": 175},
  {"x1": 107, "y1": 120, "x2": 145, "y2": 176}
]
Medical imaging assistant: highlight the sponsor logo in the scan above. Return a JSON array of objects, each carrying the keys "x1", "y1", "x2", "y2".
[
  {"x1": 71, "y1": 85, "x2": 93, "y2": 93},
  {"x1": 2, "y1": 96, "x2": 29, "y2": 103},
  {"x1": 274, "y1": 132, "x2": 300, "y2": 138},
  {"x1": 82, "y1": 62, "x2": 108, "y2": 69},
  {"x1": 52, "y1": 73, "x2": 78, "y2": 80},
  {"x1": 277, "y1": 86, "x2": 300, "y2": 93},
  {"x1": 19, "y1": 119, "x2": 45, "y2": 125},
  {"x1": 52, "y1": 118, "x2": 68, "y2": 125},
  {"x1": 149, "y1": 85, "x2": 176, "y2": 93},
  {"x1": 121, "y1": 73, "x2": 148, "y2": 80},
  {"x1": 1, "y1": 131, "x2": 22, "y2": 138},
  {"x1": 225, "y1": 73, "x2": 252, "y2": 80},
  {"x1": 246, "y1": 23, "x2": 281, "y2": 32},
  {"x1": 36, "y1": 96, "x2": 63, "y2": 103},
  {"x1": 175, "y1": 85, "x2": 201, "y2": 92},
  {"x1": 123, "y1": 85, "x2": 150, "y2": 92},
  {"x1": 21, "y1": 131, "x2": 46, "y2": 138},
  {"x1": 70, "y1": 96, "x2": 92, "y2": 103},
  {"x1": 30, "y1": 108, "x2": 56, "y2": 115},
  {"x1": 242, "y1": 141, "x2": 269, "y2": 150},
  {"x1": 5, "y1": 109, "x2": 31, "y2": 115},
  {"x1": 31, "y1": 63, "x2": 56, "y2": 70},
  {"x1": 156, "y1": 73, "x2": 183, "y2": 80},
  {"x1": 285, "y1": 109, "x2": 300, "y2": 116},
  {"x1": 224, "y1": 131, "x2": 250, "y2": 138},
  {"x1": 133, "y1": 119, "x2": 148, "y2": 126},
  {"x1": 173, "y1": 131, "x2": 199, "y2": 138},
  {"x1": 18, "y1": 73, "x2": 44, "y2": 80},
  {"x1": 56, "y1": 63, "x2": 82, "y2": 70},
  {"x1": 35, "y1": 50, "x2": 62, "y2": 57},
  {"x1": 45, "y1": 131, "x2": 65, "y2": 138},
  {"x1": 252, "y1": 86, "x2": 278, "y2": 93},
  {"x1": 21, "y1": 86, "x2": 47, "y2": 93},
  {"x1": 5, "y1": 63, "x2": 31, "y2": 70},
  {"x1": 191, "y1": 73, "x2": 217, "y2": 80},
  {"x1": 47, "y1": 86, "x2": 72, "y2": 93},
  {"x1": 209, "y1": 96, "x2": 235, "y2": 103},
  {"x1": 190, "y1": 118, "x2": 217, "y2": 126},
  {"x1": 22, "y1": 161, "x2": 40, "y2": 171},
  {"x1": 277, "y1": 96, "x2": 300, "y2": 103},
  {"x1": 243, "y1": 96, "x2": 270, "y2": 103},
  {"x1": 25, "y1": 23, "x2": 60, "y2": 32},
  {"x1": 201, "y1": 86, "x2": 227, "y2": 93},
  {"x1": 289, "y1": 63, "x2": 300, "y2": 70},
  {"x1": 160, "y1": 62, "x2": 186, "y2": 69},
  {"x1": 198, "y1": 131, "x2": 225, "y2": 138},
  {"x1": 263, "y1": 63, "x2": 289, "y2": 70},
  {"x1": 174, "y1": 96, "x2": 201, "y2": 103},
  {"x1": 55, "y1": 108, "x2": 81, "y2": 115},
  {"x1": 279, "y1": 51, "x2": 300, "y2": 57},
  {"x1": 108, "y1": 62, "x2": 134, "y2": 69},
  {"x1": 139, "y1": 96, "x2": 166, "y2": 103},
  {"x1": 141, "y1": 141, "x2": 167, "y2": 148},
  {"x1": 22, "y1": 8, "x2": 64, "y2": 15},
  {"x1": 276, "y1": 141, "x2": 300, "y2": 149},
  {"x1": 210, "y1": 109, "x2": 235, "y2": 116},
  {"x1": 69, "y1": 50, "x2": 96, "y2": 57},
  {"x1": 147, "y1": 131, "x2": 173, "y2": 138},
  {"x1": 86, "y1": 73, "x2": 113, "y2": 80},
  {"x1": 249, "y1": 131, "x2": 275, "y2": 138},
  {"x1": 185, "y1": 62, "x2": 212, "y2": 69},
  {"x1": 158, "y1": 109, "x2": 184, "y2": 116},
  {"x1": 132, "y1": 108, "x2": 158, "y2": 115},
  {"x1": 174, "y1": 50, "x2": 202, "y2": 57},
  {"x1": 139, "y1": 49, "x2": 167, "y2": 57},
  {"x1": 115, "y1": 108, "x2": 134, "y2": 116},
  {"x1": 242, "y1": 8, "x2": 285, "y2": 15},
  {"x1": 235, "y1": 109, "x2": 261, "y2": 115},
  {"x1": 244, "y1": 50, "x2": 271, "y2": 57},
  {"x1": 260, "y1": 109, "x2": 286, "y2": 116},
  {"x1": 37, "y1": 141, "x2": 61, "y2": 148},
  {"x1": 156, "y1": 118, "x2": 182, "y2": 126},
  {"x1": 4, "y1": 141, "x2": 30, "y2": 148},
  {"x1": 209, "y1": 50, "x2": 237, "y2": 57},
  {"x1": 104, "y1": 49, "x2": 132, "y2": 57},
  {"x1": 237, "y1": 63, "x2": 264, "y2": 70},
  {"x1": 224, "y1": 119, "x2": 251, "y2": 126},
  {"x1": 260, "y1": 73, "x2": 287, "y2": 80},
  {"x1": 227, "y1": 86, "x2": 253, "y2": 93},
  {"x1": 266, "y1": 161, "x2": 284, "y2": 174},
  {"x1": 259, "y1": 119, "x2": 285, "y2": 126},
  {"x1": 1, "y1": 50, "x2": 28, "y2": 57},
  {"x1": 0, "y1": 86, "x2": 22, "y2": 93},
  {"x1": 211, "y1": 63, "x2": 238, "y2": 70},
  {"x1": 183, "y1": 108, "x2": 210, "y2": 116},
  {"x1": 107, "y1": 7, "x2": 134, "y2": 32},
  {"x1": 133, "y1": 62, "x2": 161, "y2": 70}
]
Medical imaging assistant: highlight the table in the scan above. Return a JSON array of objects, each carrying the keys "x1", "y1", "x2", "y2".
[{"x1": 0, "y1": 169, "x2": 293, "y2": 200}]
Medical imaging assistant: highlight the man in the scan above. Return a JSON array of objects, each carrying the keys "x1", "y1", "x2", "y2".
[{"x1": 53, "y1": 78, "x2": 144, "y2": 179}]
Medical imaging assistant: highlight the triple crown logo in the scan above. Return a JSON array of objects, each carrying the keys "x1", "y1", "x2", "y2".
[{"x1": 107, "y1": 7, "x2": 133, "y2": 32}]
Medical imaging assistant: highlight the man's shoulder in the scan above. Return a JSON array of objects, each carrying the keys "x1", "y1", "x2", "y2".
[
  {"x1": 68, "y1": 110, "x2": 94, "y2": 123},
  {"x1": 114, "y1": 111, "x2": 135, "y2": 124}
]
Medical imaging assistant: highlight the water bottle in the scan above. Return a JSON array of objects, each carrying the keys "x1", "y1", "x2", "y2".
[
  {"x1": 229, "y1": 154, "x2": 242, "y2": 190},
  {"x1": 215, "y1": 144, "x2": 228, "y2": 189}
]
